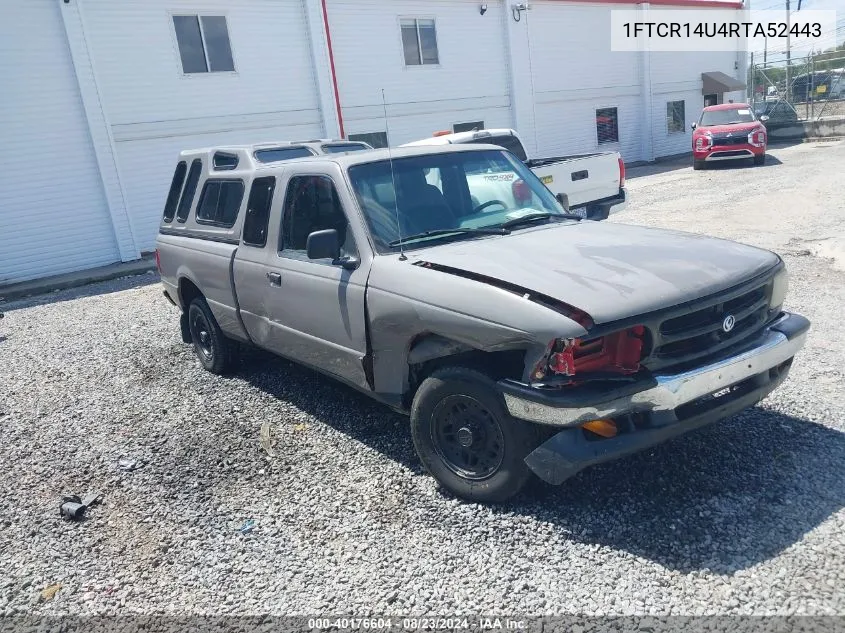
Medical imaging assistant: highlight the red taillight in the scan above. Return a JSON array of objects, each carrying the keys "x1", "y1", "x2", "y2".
[
  {"x1": 546, "y1": 326, "x2": 646, "y2": 378},
  {"x1": 432, "y1": 130, "x2": 451, "y2": 137},
  {"x1": 155, "y1": 248, "x2": 161, "y2": 272},
  {"x1": 512, "y1": 179, "x2": 532, "y2": 205},
  {"x1": 618, "y1": 157, "x2": 626, "y2": 189}
]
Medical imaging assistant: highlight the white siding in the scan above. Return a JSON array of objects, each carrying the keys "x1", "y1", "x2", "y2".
[
  {"x1": 650, "y1": 49, "x2": 745, "y2": 158},
  {"x1": 79, "y1": 0, "x2": 325, "y2": 251},
  {"x1": 650, "y1": 86, "x2": 701, "y2": 158},
  {"x1": 525, "y1": 2, "x2": 645, "y2": 161},
  {"x1": 0, "y1": 1, "x2": 118, "y2": 285},
  {"x1": 327, "y1": 0, "x2": 512, "y2": 145}
]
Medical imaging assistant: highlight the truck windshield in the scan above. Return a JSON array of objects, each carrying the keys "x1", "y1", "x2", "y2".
[
  {"x1": 699, "y1": 107, "x2": 756, "y2": 126},
  {"x1": 348, "y1": 149, "x2": 568, "y2": 253}
]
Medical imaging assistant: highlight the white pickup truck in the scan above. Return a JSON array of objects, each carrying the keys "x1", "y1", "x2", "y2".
[{"x1": 402, "y1": 128, "x2": 627, "y2": 221}]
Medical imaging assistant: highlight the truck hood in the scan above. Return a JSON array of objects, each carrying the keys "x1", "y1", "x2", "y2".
[{"x1": 410, "y1": 222, "x2": 779, "y2": 324}]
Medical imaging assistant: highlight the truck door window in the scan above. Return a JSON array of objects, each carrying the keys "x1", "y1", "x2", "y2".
[
  {"x1": 162, "y1": 161, "x2": 187, "y2": 222},
  {"x1": 279, "y1": 176, "x2": 357, "y2": 259},
  {"x1": 176, "y1": 159, "x2": 203, "y2": 223},
  {"x1": 242, "y1": 176, "x2": 276, "y2": 247}
]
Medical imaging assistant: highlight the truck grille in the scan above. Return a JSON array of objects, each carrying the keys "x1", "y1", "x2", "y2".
[{"x1": 643, "y1": 278, "x2": 774, "y2": 372}]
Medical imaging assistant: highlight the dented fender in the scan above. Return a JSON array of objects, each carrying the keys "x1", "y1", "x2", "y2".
[{"x1": 365, "y1": 256, "x2": 589, "y2": 399}]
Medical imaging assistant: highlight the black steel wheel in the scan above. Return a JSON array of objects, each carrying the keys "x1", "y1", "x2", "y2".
[
  {"x1": 431, "y1": 394, "x2": 505, "y2": 480},
  {"x1": 187, "y1": 297, "x2": 234, "y2": 375},
  {"x1": 411, "y1": 367, "x2": 543, "y2": 503}
]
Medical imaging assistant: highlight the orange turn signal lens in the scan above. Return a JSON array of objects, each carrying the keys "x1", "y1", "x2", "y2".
[{"x1": 582, "y1": 419, "x2": 617, "y2": 438}]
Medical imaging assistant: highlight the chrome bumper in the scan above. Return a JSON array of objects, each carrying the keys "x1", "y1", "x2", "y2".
[{"x1": 501, "y1": 313, "x2": 809, "y2": 427}]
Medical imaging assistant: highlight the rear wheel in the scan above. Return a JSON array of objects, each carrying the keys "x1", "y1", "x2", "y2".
[
  {"x1": 410, "y1": 367, "x2": 543, "y2": 503},
  {"x1": 753, "y1": 153, "x2": 766, "y2": 166},
  {"x1": 187, "y1": 298, "x2": 235, "y2": 374},
  {"x1": 693, "y1": 159, "x2": 705, "y2": 170}
]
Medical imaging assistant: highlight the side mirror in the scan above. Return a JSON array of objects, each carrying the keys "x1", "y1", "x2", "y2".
[
  {"x1": 305, "y1": 229, "x2": 359, "y2": 269},
  {"x1": 690, "y1": 122, "x2": 697, "y2": 130},
  {"x1": 555, "y1": 192, "x2": 570, "y2": 211},
  {"x1": 760, "y1": 115, "x2": 770, "y2": 122},
  {"x1": 306, "y1": 229, "x2": 340, "y2": 260}
]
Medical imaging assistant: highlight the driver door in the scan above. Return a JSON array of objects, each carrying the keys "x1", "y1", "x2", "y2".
[{"x1": 261, "y1": 170, "x2": 371, "y2": 390}]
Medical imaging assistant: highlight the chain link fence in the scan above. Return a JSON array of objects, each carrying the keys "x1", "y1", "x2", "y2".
[{"x1": 749, "y1": 51, "x2": 845, "y2": 123}]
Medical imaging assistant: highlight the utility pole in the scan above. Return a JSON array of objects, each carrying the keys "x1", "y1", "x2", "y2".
[
  {"x1": 785, "y1": 0, "x2": 791, "y2": 103},
  {"x1": 750, "y1": 52, "x2": 755, "y2": 103}
]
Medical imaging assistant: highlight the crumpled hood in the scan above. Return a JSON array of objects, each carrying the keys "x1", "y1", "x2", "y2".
[{"x1": 410, "y1": 222, "x2": 779, "y2": 324}]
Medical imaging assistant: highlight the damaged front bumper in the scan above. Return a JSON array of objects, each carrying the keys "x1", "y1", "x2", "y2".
[{"x1": 498, "y1": 312, "x2": 810, "y2": 485}]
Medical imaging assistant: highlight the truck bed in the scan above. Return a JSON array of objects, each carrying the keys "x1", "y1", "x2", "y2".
[{"x1": 527, "y1": 151, "x2": 622, "y2": 211}]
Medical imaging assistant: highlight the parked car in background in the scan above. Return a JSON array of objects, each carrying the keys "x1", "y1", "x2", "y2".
[
  {"x1": 691, "y1": 104, "x2": 769, "y2": 170},
  {"x1": 156, "y1": 142, "x2": 808, "y2": 503},
  {"x1": 753, "y1": 99, "x2": 799, "y2": 125},
  {"x1": 402, "y1": 128, "x2": 626, "y2": 221}
]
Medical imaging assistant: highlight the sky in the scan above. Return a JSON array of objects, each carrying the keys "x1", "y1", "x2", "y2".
[{"x1": 748, "y1": 0, "x2": 845, "y2": 62}]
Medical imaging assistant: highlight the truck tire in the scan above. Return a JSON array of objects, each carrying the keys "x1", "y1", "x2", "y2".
[
  {"x1": 187, "y1": 297, "x2": 235, "y2": 375},
  {"x1": 753, "y1": 153, "x2": 766, "y2": 166},
  {"x1": 410, "y1": 367, "x2": 542, "y2": 503},
  {"x1": 693, "y1": 160, "x2": 705, "y2": 170}
]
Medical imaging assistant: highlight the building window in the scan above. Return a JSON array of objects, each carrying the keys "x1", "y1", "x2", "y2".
[
  {"x1": 667, "y1": 100, "x2": 685, "y2": 133},
  {"x1": 596, "y1": 107, "x2": 619, "y2": 145},
  {"x1": 348, "y1": 132, "x2": 388, "y2": 149},
  {"x1": 453, "y1": 121, "x2": 485, "y2": 133},
  {"x1": 401, "y1": 18, "x2": 439, "y2": 66},
  {"x1": 172, "y1": 15, "x2": 235, "y2": 74}
]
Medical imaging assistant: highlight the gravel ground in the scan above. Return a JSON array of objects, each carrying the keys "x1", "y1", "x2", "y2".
[{"x1": 1, "y1": 141, "x2": 844, "y2": 618}]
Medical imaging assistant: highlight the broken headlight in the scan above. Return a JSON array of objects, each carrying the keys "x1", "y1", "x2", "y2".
[{"x1": 531, "y1": 326, "x2": 646, "y2": 383}]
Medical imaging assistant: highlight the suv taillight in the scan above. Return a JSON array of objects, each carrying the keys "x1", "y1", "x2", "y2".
[
  {"x1": 618, "y1": 157, "x2": 626, "y2": 189},
  {"x1": 155, "y1": 248, "x2": 161, "y2": 272}
]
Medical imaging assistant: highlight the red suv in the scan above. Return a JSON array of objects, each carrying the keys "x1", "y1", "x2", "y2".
[{"x1": 691, "y1": 103, "x2": 769, "y2": 170}]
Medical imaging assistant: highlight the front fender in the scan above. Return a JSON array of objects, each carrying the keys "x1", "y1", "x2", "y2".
[{"x1": 366, "y1": 257, "x2": 588, "y2": 399}]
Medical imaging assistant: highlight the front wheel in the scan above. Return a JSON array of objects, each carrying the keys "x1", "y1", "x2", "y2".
[
  {"x1": 753, "y1": 153, "x2": 766, "y2": 166},
  {"x1": 693, "y1": 159, "x2": 705, "y2": 170},
  {"x1": 187, "y1": 298, "x2": 235, "y2": 374},
  {"x1": 410, "y1": 367, "x2": 543, "y2": 503}
]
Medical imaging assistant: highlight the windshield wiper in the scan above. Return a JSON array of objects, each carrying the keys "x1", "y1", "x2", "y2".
[
  {"x1": 389, "y1": 227, "x2": 509, "y2": 247},
  {"x1": 499, "y1": 212, "x2": 582, "y2": 230}
]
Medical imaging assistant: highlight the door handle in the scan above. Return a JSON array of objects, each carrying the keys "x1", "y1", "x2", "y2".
[{"x1": 266, "y1": 272, "x2": 282, "y2": 286}]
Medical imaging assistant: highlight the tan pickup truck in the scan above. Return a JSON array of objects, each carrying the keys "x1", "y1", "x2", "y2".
[{"x1": 156, "y1": 140, "x2": 809, "y2": 503}]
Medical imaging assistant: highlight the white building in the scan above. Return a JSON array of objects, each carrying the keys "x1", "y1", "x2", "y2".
[{"x1": 1, "y1": 0, "x2": 746, "y2": 284}]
